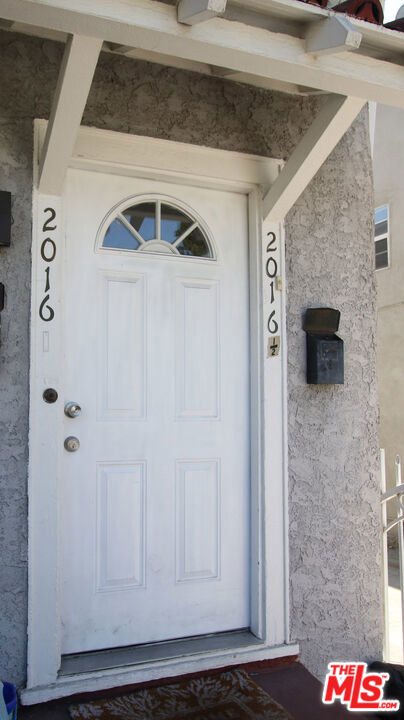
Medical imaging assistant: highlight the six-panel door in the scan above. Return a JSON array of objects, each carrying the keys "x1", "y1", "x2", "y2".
[{"x1": 60, "y1": 169, "x2": 250, "y2": 654}]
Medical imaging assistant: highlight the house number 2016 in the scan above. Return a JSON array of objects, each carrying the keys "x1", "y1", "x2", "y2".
[
  {"x1": 266, "y1": 231, "x2": 280, "y2": 357},
  {"x1": 38, "y1": 207, "x2": 56, "y2": 322}
]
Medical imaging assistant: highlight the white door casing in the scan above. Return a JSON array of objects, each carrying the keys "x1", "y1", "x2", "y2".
[
  {"x1": 25, "y1": 122, "x2": 295, "y2": 703},
  {"x1": 60, "y1": 174, "x2": 250, "y2": 653}
]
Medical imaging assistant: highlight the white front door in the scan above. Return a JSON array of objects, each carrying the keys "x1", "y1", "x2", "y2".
[{"x1": 60, "y1": 169, "x2": 250, "y2": 655}]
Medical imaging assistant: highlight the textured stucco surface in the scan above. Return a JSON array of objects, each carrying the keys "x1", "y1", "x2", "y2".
[
  {"x1": 285, "y1": 112, "x2": 382, "y2": 675},
  {"x1": 0, "y1": 30, "x2": 382, "y2": 687}
]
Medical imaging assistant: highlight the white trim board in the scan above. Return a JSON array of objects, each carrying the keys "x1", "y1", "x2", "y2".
[
  {"x1": 22, "y1": 643, "x2": 299, "y2": 704},
  {"x1": 34, "y1": 120, "x2": 282, "y2": 194},
  {"x1": 25, "y1": 121, "x2": 292, "y2": 703}
]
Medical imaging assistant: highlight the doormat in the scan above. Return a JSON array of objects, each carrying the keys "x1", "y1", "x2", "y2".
[{"x1": 69, "y1": 668, "x2": 294, "y2": 719}]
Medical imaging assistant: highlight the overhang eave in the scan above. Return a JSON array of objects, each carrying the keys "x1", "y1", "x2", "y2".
[
  {"x1": 1, "y1": 0, "x2": 404, "y2": 107},
  {"x1": 1, "y1": 0, "x2": 398, "y2": 209}
]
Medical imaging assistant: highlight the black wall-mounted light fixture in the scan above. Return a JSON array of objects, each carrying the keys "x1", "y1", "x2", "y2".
[
  {"x1": 304, "y1": 307, "x2": 344, "y2": 384},
  {"x1": 0, "y1": 191, "x2": 11, "y2": 247}
]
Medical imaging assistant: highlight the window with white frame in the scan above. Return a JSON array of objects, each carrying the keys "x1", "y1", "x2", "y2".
[
  {"x1": 374, "y1": 204, "x2": 389, "y2": 270},
  {"x1": 101, "y1": 199, "x2": 214, "y2": 259}
]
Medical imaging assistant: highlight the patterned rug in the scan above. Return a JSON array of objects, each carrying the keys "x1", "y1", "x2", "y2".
[{"x1": 69, "y1": 668, "x2": 293, "y2": 719}]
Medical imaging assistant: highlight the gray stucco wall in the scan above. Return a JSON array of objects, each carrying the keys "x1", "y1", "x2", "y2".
[
  {"x1": 286, "y1": 115, "x2": 382, "y2": 675},
  {"x1": 0, "y1": 30, "x2": 382, "y2": 688}
]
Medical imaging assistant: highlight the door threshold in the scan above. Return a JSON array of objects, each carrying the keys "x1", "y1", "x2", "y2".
[{"x1": 59, "y1": 629, "x2": 262, "y2": 677}]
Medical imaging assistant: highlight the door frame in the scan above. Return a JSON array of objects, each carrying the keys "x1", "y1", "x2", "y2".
[{"x1": 24, "y1": 119, "x2": 297, "y2": 704}]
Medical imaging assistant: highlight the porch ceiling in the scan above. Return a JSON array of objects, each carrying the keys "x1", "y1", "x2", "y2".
[{"x1": 1, "y1": 0, "x2": 404, "y2": 105}]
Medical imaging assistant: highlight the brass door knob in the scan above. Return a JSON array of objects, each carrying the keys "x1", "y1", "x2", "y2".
[
  {"x1": 64, "y1": 436, "x2": 80, "y2": 452},
  {"x1": 64, "y1": 402, "x2": 81, "y2": 418}
]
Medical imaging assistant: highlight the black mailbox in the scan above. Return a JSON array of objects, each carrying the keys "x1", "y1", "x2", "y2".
[{"x1": 304, "y1": 308, "x2": 344, "y2": 385}]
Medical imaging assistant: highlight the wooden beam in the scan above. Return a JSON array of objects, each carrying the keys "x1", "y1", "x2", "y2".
[
  {"x1": 305, "y1": 16, "x2": 362, "y2": 55},
  {"x1": 2, "y1": 0, "x2": 404, "y2": 107},
  {"x1": 263, "y1": 95, "x2": 365, "y2": 222},
  {"x1": 178, "y1": 0, "x2": 227, "y2": 25},
  {"x1": 38, "y1": 34, "x2": 102, "y2": 195}
]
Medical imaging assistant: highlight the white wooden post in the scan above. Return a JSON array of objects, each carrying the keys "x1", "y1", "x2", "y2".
[
  {"x1": 395, "y1": 455, "x2": 404, "y2": 663},
  {"x1": 38, "y1": 34, "x2": 102, "y2": 195},
  {"x1": 381, "y1": 448, "x2": 390, "y2": 660},
  {"x1": 263, "y1": 95, "x2": 366, "y2": 222}
]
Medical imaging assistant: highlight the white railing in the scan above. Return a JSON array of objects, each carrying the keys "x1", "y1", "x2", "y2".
[{"x1": 381, "y1": 449, "x2": 404, "y2": 661}]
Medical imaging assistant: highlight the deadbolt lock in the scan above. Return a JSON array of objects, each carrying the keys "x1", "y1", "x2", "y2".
[
  {"x1": 43, "y1": 388, "x2": 58, "y2": 404},
  {"x1": 64, "y1": 436, "x2": 80, "y2": 452},
  {"x1": 64, "y1": 402, "x2": 81, "y2": 418}
]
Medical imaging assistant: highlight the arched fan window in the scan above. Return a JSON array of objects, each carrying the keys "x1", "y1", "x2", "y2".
[{"x1": 100, "y1": 199, "x2": 214, "y2": 259}]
